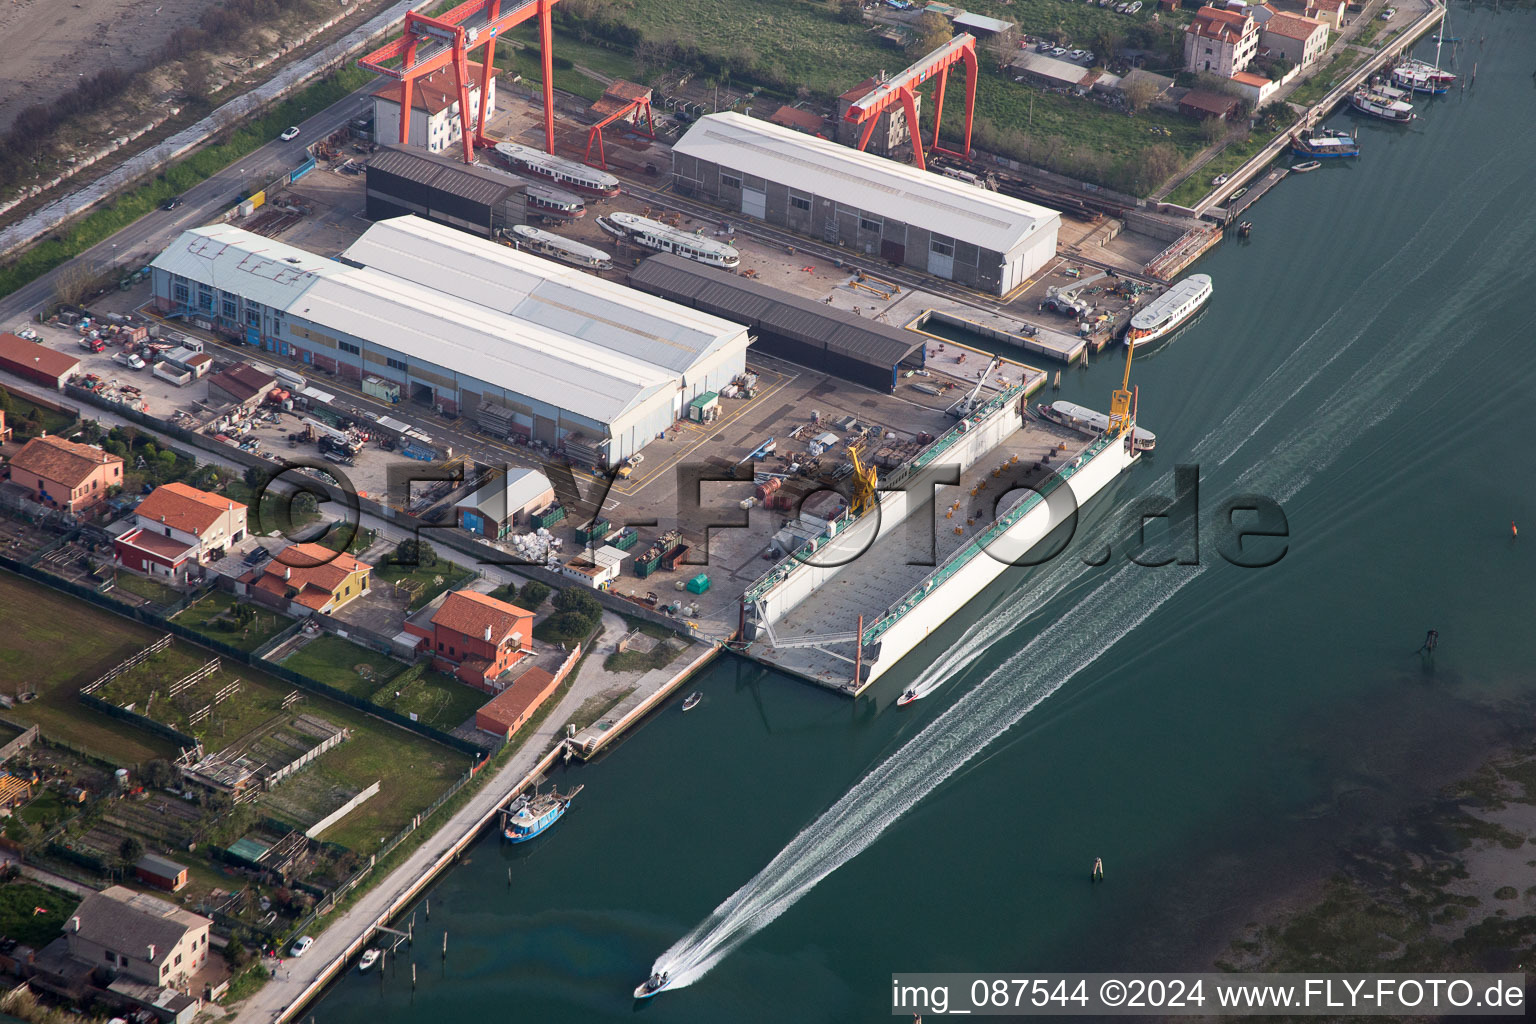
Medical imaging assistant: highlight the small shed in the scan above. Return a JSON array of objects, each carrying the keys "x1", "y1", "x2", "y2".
[
  {"x1": 134, "y1": 852, "x2": 190, "y2": 892},
  {"x1": 0, "y1": 333, "x2": 79, "y2": 390},
  {"x1": 455, "y1": 467, "x2": 556, "y2": 539},
  {"x1": 688, "y1": 392, "x2": 720, "y2": 423},
  {"x1": 1179, "y1": 89, "x2": 1243, "y2": 121}
]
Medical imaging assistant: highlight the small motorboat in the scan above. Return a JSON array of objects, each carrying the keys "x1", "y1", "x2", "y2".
[
  {"x1": 896, "y1": 688, "x2": 920, "y2": 707},
  {"x1": 1229, "y1": 187, "x2": 1248, "y2": 200},
  {"x1": 682, "y1": 691, "x2": 702, "y2": 712},
  {"x1": 359, "y1": 948, "x2": 380, "y2": 972},
  {"x1": 1292, "y1": 160, "x2": 1321, "y2": 173},
  {"x1": 635, "y1": 971, "x2": 671, "y2": 999}
]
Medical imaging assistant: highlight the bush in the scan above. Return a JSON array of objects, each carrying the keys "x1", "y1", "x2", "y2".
[
  {"x1": 538, "y1": 610, "x2": 596, "y2": 642},
  {"x1": 553, "y1": 587, "x2": 601, "y2": 620},
  {"x1": 518, "y1": 580, "x2": 550, "y2": 608}
]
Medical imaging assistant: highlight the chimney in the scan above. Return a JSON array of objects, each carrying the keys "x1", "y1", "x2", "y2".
[
  {"x1": 71, "y1": 916, "x2": 80, "y2": 932},
  {"x1": 484, "y1": 624, "x2": 493, "y2": 643},
  {"x1": 284, "y1": 566, "x2": 291, "y2": 581},
  {"x1": 146, "y1": 943, "x2": 156, "y2": 961}
]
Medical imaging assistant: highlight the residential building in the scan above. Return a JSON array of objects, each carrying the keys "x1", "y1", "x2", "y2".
[
  {"x1": 835, "y1": 74, "x2": 921, "y2": 156},
  {"x1": 768, "y1": 104, "x2": 829, "y2": 137},
  {"x1": 454, "y1": 467, "x2": 555, "y2": 540},
  {"x1": 372, "y1": 59, "x2": 497, "y2": 155},
  {"x1": 6, "y1": 435, "x2": 123, "y2": 513},
  {"x1": 673, "y1": 112, "x2": 1060, "y2": 296},
  {"x1": 1260, "y1": 12, "x2": 1330, "y2": 68},
  {"x1": 114, "y1": 482, "x2": 247, "y2": 579},
  {"x1": 474, "y1": 665, "x2": 562, "y2": 739},
  {"x1": 240, "y1": 542, "x2": 371, "y2": 615},
  {"x1": 1304, "y1": 0, "x2": 1345, "y2": 31},
  {"x1": 426, "y1": 590, "x2": 534, "y2": 691},
  {"x1": 65, "y1": 886, "x2": 211, "y2": 989},
  {"x1": 1230, "y1": 69, "x2": 1279, "y2": 105},
  {"x1": 1184, "y1": 6, "x2": 1260, "y2": 76},
  {"x1": 0, "y1": 332, "x2": 79, "y2": 390}
]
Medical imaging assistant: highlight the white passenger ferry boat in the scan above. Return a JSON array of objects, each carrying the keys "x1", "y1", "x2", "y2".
[{"x1": 1123, "y1": 274, "x2": 1212, "y2": 348}]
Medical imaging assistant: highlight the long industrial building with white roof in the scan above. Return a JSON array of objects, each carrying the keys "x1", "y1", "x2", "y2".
[
  {"x1": 670, "y1": 111, "x2": 1060, "y2": 296},
  {"x1": 149, "y1": 215, "x2": 749, "y2": 466}
]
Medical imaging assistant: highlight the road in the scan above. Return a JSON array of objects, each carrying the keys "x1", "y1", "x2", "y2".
[{"x1": 0, "y1": 87, "x2": 376, "y2": 331}]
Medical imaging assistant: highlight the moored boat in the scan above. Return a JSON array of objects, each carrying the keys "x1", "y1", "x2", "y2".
[
  {"x1": 1122, "y1": 273, "x2": 1212, "y2": 350},
  {"x1": 598, "y1": 211, "x2": 740, "y2": 269},
  {"x1": 1289, "y1": 127, "x2": 1360, "y2": 159},
  {"x1": 502, "y1": 782, "x2": 583, "y2": 844},
  {"x1": 1292, "y1": 160, "x2": 1322, "y2": 173},
  {"x1": 682, "y1": 691, "x2": 702, "y2": 711},
  {"x1": 1039, "y1": 400, "x2": 1156, "y2": 451},
  {"x1": 1351, "y1": 84, "x2": 1415, "y2": 122},
  {"x1": 1392, "y1": 61, "x2": 1454, "y2": 94},
  {"x1": 510, "y1": 224, "x2": 612, "y2": 269},
  {"x1": 492, "y1": 141, "x2": 621, "y2": 196},
  {"x1": 358, "y1": 948, "x2": 380, "y2": 972}
]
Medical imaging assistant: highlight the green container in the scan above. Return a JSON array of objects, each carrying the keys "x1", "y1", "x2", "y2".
[
  {"x1": 576, "y1": 518, "x2": 612, "y2": 544},
  {"x1": 608, "y1": 528, "x2": 638, "y2": 551},
  {"x1": 685, "y1": 573, "x2": 711, "y2": 595}
]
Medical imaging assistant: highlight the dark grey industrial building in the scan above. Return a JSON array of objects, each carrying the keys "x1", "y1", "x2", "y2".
[
  {"x1": 629, "y1": 254, "x2": 926, "y2": 392},
  {"x1": 364, "y1": 145, "x2": 526, "y2": 239}
]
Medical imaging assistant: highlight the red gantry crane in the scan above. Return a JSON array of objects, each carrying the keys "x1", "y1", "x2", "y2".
[
  {"x1": 359, "y1": 0, "x2": 564, "y2": 165},
  {"x1": 843, "y1": 33, "x2": 978, "y2": 172}
]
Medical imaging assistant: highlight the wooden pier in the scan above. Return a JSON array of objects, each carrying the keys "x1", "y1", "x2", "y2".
[
  {"x1": 1144, "y1": 225, "x2": 1221, "y2": 282},
  {"x1": 1218, "y1": 167, "x2": 1290, "y2": 223}
]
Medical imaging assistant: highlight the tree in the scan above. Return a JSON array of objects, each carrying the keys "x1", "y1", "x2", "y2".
[
  {"x1": 518, "y1": 580, "x2": 550, "y2": 608},
  {"x1": 118, "y1": 836, "x2": 144, "y2": 868},
  {"x1": 243, "y1": 465, "x2": 267, "y2": 490},
  {"x1": 394, "y1": 538, "x2": 438, "y2": 567},
  {"x1": 143, "y1": 759, "x2": 177, "y2": 789},
  {"x1": 553, "y1": 587, "x2": 602, "y2": 620},
  {"x1": 52, "y1": 260, "x2": 102, "y2": 308},
  {"x1": 1123, "y1": 76, "x2": 1161, "y2": 113},
  {"x1": 1199, "y1": 115, "x2": 1227, "y2": 144},
  {"x1": 224, "y1": 935, "x2": 251, "y2": 969},
  {"x1": 838, "y1": 0, "x2": 864, "y2": 24},
  {"x1": 907, "y1": 12, "x2": 952, "y2": 54},
  {"x1": 0, "y1": 387, "x2": 11, "y2": 415}
]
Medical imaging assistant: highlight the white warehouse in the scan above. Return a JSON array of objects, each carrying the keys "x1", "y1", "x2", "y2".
[
  {"x1": 150, "y1": 216, "x2": 750, "y2": 466},
  {"x1": 671, "y1": 112, "x2": 1060, "y2": 296}
]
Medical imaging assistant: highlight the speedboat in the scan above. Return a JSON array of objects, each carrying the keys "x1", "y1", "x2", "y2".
[
  {"x1": 359, "y1": 948, "x2": 380, "y2": 972},
  {"x1": 634, "y1": 971, "x2": 672, "y2": 999},
  {"x1": 1292, "y1": 160, "x2": 1321, "y2": 173},
  {"x1": 682, "y1": 691, "x2": 702, "y2": 712},
  {"x1": 896, "y1": 688, "x2": 920, "y2": 706}
]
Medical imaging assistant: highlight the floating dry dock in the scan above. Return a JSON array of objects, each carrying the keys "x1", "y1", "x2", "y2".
[{"x1": 741, "y1": 383, "x2": 1143, "y2": 695}]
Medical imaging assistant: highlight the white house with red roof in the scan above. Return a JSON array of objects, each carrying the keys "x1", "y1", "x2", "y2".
[
  {"x1": 113, "y1": 482, "x2": 248, "y2": 579},
  {"x1": 1184, "y1": 6, "x2": 1261, "y2": 77}
]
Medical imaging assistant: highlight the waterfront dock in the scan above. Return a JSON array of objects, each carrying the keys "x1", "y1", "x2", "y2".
[
  {"x1": 1217, "y1": 166, "x2": 1290, "y2": 223},
  {"x1": 570, "y1": 641, "x2": 721, "y2": 758}
]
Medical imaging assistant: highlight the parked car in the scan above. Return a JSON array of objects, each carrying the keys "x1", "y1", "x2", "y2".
[
  {"x1": 1037, "y1": 41, "x2": 1053, "y2": 52},
  {"x1": 1211, "y1": 174, "x2": 1230, "y2": 186},
  {"x1": 1128, "y1": 1, "x2": 1143, "y2": 12},
  {"x1": 279, "y1": 126, "x2": 301, "y2": 141},
  {"x1": 1069, "y1": 49, "x2": 1087, "y2": 60},
  {"x1": 289, "y1": 936, "x2": 314, "y2": 957},
  {"x1": 242, "y1": 546, "x2": 272, "y2": 566},
  {"x1": 1380, "y1": 6, "x2": 1396, "y2": 18},
  {"x1": 1051, "y1": 46, "x2": 1068, "y2": 56},
  {"x1": 1084, "y1": 52, "x2": 1096, "y2": 64},
  {"x1": 161, "y1": 195, "x2": 183, "y2": 211},
  {"x1": 114, "y1": 352, "x2": 146, "y2": 370}
]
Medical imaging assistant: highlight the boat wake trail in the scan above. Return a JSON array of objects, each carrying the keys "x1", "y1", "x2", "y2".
[
  {"x1": 652, "y1": 561, "x2": 1198, "y2": 989},
  {"x1": 644, "y1": 170, "x2": 1520, "y2": 991}
]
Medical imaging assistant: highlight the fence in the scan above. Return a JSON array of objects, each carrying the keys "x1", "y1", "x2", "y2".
[
  {"x1": 77, "y1": 691, "x2": 199, "y2": 751},
  {"x1": 0, "y1": 725, "x2": 39, "y2": 764}
]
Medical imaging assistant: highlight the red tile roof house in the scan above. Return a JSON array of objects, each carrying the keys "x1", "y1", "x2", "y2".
[
  {"x1": 411, "y1": 590, "x2": 534, "y2": 693},
  {"x1": 238, "y1": 542, "x2": 372, "y2": 616},
  {"x1": 6, "y1": 434, "x2": 123, "y2": 514},
  {"x1": 114, "y1": 483, "x2": 248, "y2": 580}
]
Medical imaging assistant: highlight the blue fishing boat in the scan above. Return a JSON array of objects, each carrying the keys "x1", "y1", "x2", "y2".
[{"x1": 503, "y1": 782, "x2": 583, "y2": 843}]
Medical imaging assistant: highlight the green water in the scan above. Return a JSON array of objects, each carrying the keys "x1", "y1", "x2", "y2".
[{"x1": 313, "y1": 8, "x2": 1536, "y2": 1020}]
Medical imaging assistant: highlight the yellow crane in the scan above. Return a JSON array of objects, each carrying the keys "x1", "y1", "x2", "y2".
[
  {"x1": 847, "y1": 440, "x2": 878, "y2": 517},
  {"x1": 1106, "y1": 336, "x2": 1137, "y2": 438}
]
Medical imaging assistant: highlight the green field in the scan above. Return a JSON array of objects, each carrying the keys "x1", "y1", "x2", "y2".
[
  {"x1": 1288, "y1": 48, "x2": 1366, "y2": 108},
  {"x1": 0, "y1": 881, "x2": 80, "y2": 947},
  {"x1": 0, "y1": 389, "x2": 76, "y2": 441},
  {"x1": 1163, "y1": 129, "x2": 1281, "y2": 208},
  {"x1": 0, "y1": 571, "x2": 179, "y2": 765},
  {"x1": 279, "y1": 635, "x2": 405, "y2": 695},
  {"x1": 109, "y1": 571, "x2": 184, "y2": 608},
  {"x1": 173, "y1": 590, "x2": 293, "y2": 652},
  {"x1": 369, "y1": 670, "x2": 488, "y2": 732},
  {"x1": 0, "y1": 571, "x2": 469, "y2": 849}
]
